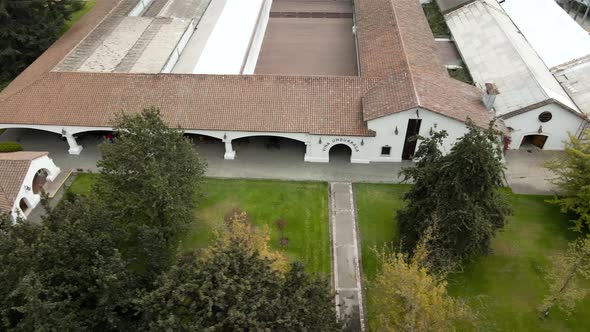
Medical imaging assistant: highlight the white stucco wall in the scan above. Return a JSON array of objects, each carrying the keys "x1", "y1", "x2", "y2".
[
  {"x1": 365, "y1": 108, "x2": 471, "y2": 161},
  {"x1": 504, "y1": 103, "x2": 586, "y2": 150},
  {"x1": 192, "y1": 0, "x2": 267, "y2": 74},
  {"x1": 0, "y1": 108, "x2": 478, "y2": 163},
  {"x1": 11, "y1": 155, "x2": 61, "y2": 220},
  {"x1": 242, "y1": 0, "x2": 272, "y2": 74}
]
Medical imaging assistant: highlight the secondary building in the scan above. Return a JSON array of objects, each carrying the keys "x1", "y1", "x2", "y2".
[
  {"x1": 0, "y1": 0, "x2": 501, "y2": 163},
  {"x1": 0, "y1": 152, "x2": 61, "y2": 220},
  {"x1": 440, "y1": 0, "x2": 589, "y2": 150}
]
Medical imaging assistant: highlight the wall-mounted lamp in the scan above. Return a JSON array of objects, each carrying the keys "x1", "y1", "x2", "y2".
[
  {"x1": 24, "y1": 185, "x2": 31, "y2": 191},
  {"x1": 318, "y1": 137, "x2": 322, "y2": 144},
  {"x1": 416, "y1": 109, "x2": 420, "y2": 118},
  {"x1": 394, "y1": 126, "x2": 399, "y2": 135},
  {"x1": 223, "y1": 133, "x2": 227, "y2": 140},
  {"x1": 61, "y1": 129, "x2": 67, "y2": 137},
  {"x1": 434, "y1": 123, "x2": 438, "y2": 128},
  {"x1": 429, "y1": 127, "x2": 434, "y2": 136},
  {"x1": 360, "y1": 139, "x2": 364, "y2": 146},
  {"x1": 538, "y1": 125, "x2": 543, "y2": 133}
]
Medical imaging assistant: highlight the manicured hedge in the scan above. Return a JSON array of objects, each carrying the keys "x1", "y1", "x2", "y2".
[{"x1": 0, "y1": 142, "x2": 23, "y2": 153}]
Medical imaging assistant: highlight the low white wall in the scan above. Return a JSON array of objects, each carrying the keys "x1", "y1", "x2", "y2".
[
  {"x1": 162, "y1": 19, "x2": 197, "y2": 73},
  {"x1": 504, "y1": 103, "x2": 586, "y2": 150},
  {"x1": 242, "y1": 0, "x2": 272, "y2": 74},
  {"x1": 193, "y1": 0, "x2": 267, "y2": 74},
  {"x1": 11, "y1": 155, "x2": 61, "y2": 220}
]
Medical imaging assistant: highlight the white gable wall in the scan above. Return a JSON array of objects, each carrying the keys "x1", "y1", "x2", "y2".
[
  {"x1": 365, "y1": 108, "x2": 472, "y2": 162},
  {"x1": 11, "y1": 155, "x2": 61, "y2": 220},
  {"x1": 504, "y1": 103, "x2": 585, "y2": 150}
]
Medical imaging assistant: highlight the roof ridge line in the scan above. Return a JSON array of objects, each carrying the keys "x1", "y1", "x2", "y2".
[{"x1": 388, "y1": 0, "x2": 420, "y2": 106}]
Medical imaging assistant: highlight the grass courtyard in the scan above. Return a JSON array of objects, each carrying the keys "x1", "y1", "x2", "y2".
[
  {"x1": 356, "y1": 183, "x2": 590, "y2": 331},
  {"x1": 68, "y1": 175, "x2": 331, "y2": 275},
  {"x1": 61, "y1": 0, "x2": 97, "y2": 35}
]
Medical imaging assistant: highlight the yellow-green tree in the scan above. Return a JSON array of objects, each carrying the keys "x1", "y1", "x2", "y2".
[
  {"x1": 205, "y1": 208, "x2": 290, "y2": 273},
  {"x1": 370, "y1": 240, "x2": 473, "y2": 331},
  {"x1": 546, "y1": 130, "x2": 590, "y2": 232},
  {"x1": 540, "y1": 237, "x2": 590, "y2": 318}
]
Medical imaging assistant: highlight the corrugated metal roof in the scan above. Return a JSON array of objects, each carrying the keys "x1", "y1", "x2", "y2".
[{"x1": 446, "y1": 0, "x2": 581, "y2": 117}]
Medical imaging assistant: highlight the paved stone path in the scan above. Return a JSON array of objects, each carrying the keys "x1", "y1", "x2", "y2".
[{"x1": 330, "y1": 182, "x2": 365, "y2": 331}]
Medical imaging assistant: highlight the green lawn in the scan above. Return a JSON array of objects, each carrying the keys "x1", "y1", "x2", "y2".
[
  {"x1": 60, "y1": 0, "x2": 96, "y2": 35},
  {"x1": 422, "y1": 2, "x2": 451, "y2": 37},
  {"x1": 68, "y1": 175, "x2": 331, "y2": 275},
  {"x1": 448, "y1": 65, "x2": 474, "y2": 85},
  {"x1": 355, "y1": 183, "x2": 590, "y2": 331}
]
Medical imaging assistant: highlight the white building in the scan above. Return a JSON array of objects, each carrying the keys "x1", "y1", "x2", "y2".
[
  {"x1": 441, "y1": 0, "x2": 589, "y2": 150},
  {"x1": 0, "y1": 0, "x2": 501, "y2": 164},
  {"x1": 0, "y1": 152, "x2": 61, "y2": 220},
  {"x1": 502, "y1": 0, "x2": 590, "y2": 120}
]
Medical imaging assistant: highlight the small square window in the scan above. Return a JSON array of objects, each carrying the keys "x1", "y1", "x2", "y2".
[{"x1": 381, "y1": 146, "x2": 391, "y2": 156}]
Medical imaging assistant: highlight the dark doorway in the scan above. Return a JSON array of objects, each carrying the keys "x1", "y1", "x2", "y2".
[
  {"x1": 520, "y1": 135, "x2": 548, "y2": 149},
  {"x1": 402, "y1": 119, "x2": 422, "y2": 160},
  {"x1": 19, "y1": 198, "x2": 29, "y2": 214},
  {"x1": 32, "y1": 169, "x2": 48, "y2": 194},
  {"x1": 329, "y1": 144, "x2": 352, "y2": 163}
]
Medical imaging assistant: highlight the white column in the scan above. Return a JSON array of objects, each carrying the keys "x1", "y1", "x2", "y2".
[
  {"x1": 65, "y1": 134, "x2": 83, "y2": 155},
  {"x1": 304, "y1": 142, "x2": 312, "y2": 162},
  {"x1": 224, "y1": 140, "x2": 235, "y2": 160}
]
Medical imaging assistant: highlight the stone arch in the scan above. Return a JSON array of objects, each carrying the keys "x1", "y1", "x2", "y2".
[
  {"x1": 18, "y1": 197, "x2": 32, "y2": 217},
  {"x1": 230, "y1": 135, "x2": 307, "y2": 161},
  {"x1": 230, "y1": 133, "x2": 307, "y2": 144},
  {"x1": 32, "y1": 168, "x2": 50, "y2": 194},
  {"x1": 183, "y1": 132, "x2": 225, "y2": 159},
  {"x1": 329, "y1": 144, "x2": 352, "y2": 163}
]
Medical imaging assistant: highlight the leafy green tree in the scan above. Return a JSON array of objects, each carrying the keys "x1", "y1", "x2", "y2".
[
  {"x1": 95, "y1": 107, "x2": 206, "y2": 281},
  {"x1": 142, "y1": 240, "x2": 340, "y2": 331},
  {"x1": 0, "y1": 196, "x2": 137, "y2": 331},
  {"x1": 546, "y1": 130, "x2": 590, "y2": 232},
  {"x1": 0, "y1": 0, "x2": 83, "y2": 88},
  {"x1": 540, "y1": 237, "x2": 590, "y2": 318},
  {"x1": 397, "y1": 123, "x2": 510, "y2": 269}
]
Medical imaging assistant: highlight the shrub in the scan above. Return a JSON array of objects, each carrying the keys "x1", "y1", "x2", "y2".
[{"x1": 0, "y1": 142, "x2": 23, "y2": 153}]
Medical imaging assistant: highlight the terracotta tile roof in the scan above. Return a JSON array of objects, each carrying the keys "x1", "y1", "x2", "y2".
[
  {"x1": 0, "y1": 73, "x2": 378, "y2": 136},
  {"x1": 0, "y1": 0, "x2": 495, "y2": 136},
  {"x1": 358, "y1": 0, "x2": 493, "y2": 128},
  {"x1": 0, "y1": 152, "x2": 48, "y2": 213}
]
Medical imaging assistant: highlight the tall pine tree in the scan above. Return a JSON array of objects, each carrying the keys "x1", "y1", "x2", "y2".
[
  {"x1": 397, "y1": 122, "x2": 511, "y2": 269},
  {"x1": 0, "y1": 0, "x2": 83, "y2": 88}
]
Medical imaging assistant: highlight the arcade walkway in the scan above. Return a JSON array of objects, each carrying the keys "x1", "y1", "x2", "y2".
[
  {"x1": 0, "y1": 129, "x2": 407, "y2": 183},
  {"x1": 0, "y1": 129, "x2": 562, "y2": 192}
]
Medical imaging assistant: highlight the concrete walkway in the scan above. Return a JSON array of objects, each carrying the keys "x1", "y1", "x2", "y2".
[
  {"x1": 330, "y1": 182, "x2": 365, "y2": 331},
  {"x1": 0, "y1": 129, "x2": 563, "y2": 193},
  {"x1": 504, "y1": 149, "x2": 561, "y2": 195}
]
